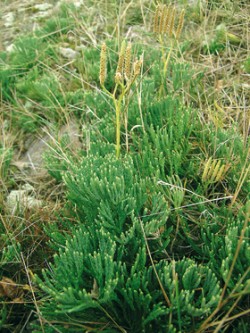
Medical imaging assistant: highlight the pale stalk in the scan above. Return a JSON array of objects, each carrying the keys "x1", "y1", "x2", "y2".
[
  {"x1": 112, "y1": 84, "x2": 126, "y2": 159},
  {"x1": 115, "y1": 98, "x2": 121, "y2": 159},
  {"x1": 101, "y1": 83, "x2": 123, "y2": 159},
  {"x1": 163, "y1": 41, "x2": 173, "y2": 77}
]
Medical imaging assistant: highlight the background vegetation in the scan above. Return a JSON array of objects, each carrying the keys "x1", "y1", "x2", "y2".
[{"x1": 0, "y1": 0, "x2": 249, "y2": 332}]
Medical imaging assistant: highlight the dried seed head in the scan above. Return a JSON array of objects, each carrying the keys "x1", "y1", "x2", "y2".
[
  {"x1": 116, "y1": 40, "x2": 126, "y2": 78},
  {"x1": 215, "y1": 164, "x2": 226, "y2": 182},
  {"x1": 202, "y1": 157, "x2": 212, "y2": 182},
  {"x1": 115, "y1": 72, "x2": 123, "y2": 84},
  {"x1": 153, "y1": 5, "x2": 161, "y2": 33},
  {"x1": 176, "y1": 9, "x2": 185, "y2": 40},
  {"x1": 163, "y1": 5, "x2": 171, "y2": 34},
  {"x1": 207, "y1": 159, "x2": 217, "y2": 179},
  {"x1": 168, "y1": 7, "x2": 176, "y2": 37},
  {"x1": 211, "y1": 160, "x2": 221, "y2": 181},
  {"x1": 159, "y1": 5, "x2": 166, "y2": 34},
  {"x1": 124, "y1": 42, "x2": 132, "y2": 81},
  {"x1": 202, "y1": 158, "x2": 227, "y2": 183},
  {"x1": 133, "y1": 56, "x2": 143, "y2": 77},
  {"x1": 99, "y1": 43, "x2": 107, "y2": 86}
]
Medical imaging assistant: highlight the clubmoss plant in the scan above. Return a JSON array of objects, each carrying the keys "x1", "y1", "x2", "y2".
[
  {"x1": 1, "y1": 1, "x2": 250, "y2": 331},
  {"x1": 99, "y1": 41, "x2": 143, "y2": 158}
]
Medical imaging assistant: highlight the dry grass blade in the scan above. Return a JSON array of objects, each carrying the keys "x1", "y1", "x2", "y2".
[{"x1": 139, "y1": 217, "x2": 171, "y2": 307}]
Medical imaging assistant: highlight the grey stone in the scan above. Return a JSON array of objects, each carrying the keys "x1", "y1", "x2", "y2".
[
  {"x1": 6, "y1": 185, "x2": 43, "y2": 214},
  {"x1": 59, "y1": 47, "x2": 79, "y2": 60},
  {"x1": 18, "y1": 120, "x2": 81, "y2": 176},
  {"x1": 3, "y1": 12, "x2": 15, "y2": 28}
]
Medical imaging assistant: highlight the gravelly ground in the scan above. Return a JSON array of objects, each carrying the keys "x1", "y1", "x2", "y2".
[{"x1": 0, "y1": 0, "x2": 83, "y2": 51}]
